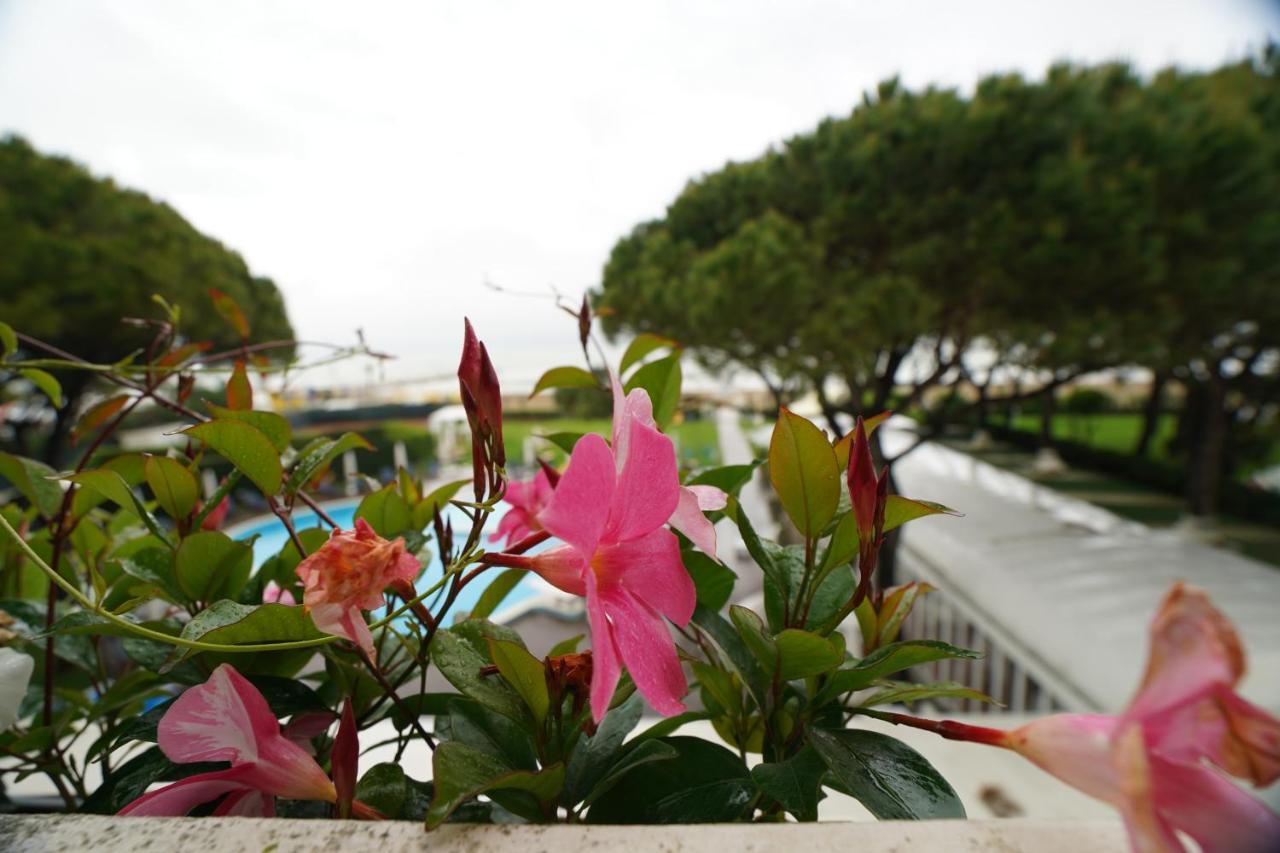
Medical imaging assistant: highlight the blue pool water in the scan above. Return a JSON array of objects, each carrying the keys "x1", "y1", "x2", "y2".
[{"x1": 230, "y1": 501, "x2": 548, "y2": 620}]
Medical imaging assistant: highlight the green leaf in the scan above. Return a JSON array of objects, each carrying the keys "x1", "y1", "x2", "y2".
[
  {"x1": 819, "y1": 511, "x2": 859, "y2": 572},
  {"x1": 539, "y1": 431, "x2": 584, "y2": 455},
  {"x1": 71, "y1": 394, "x2": 131, "y2": 445},
  {"x1": 430, "y1": 627, "x2": 526, "y2": 722},
  {"x1": 69, "y1": 454, "x2": 144, "y2": 517},
  {"x1": 43, "y1": 610, "x2": 176, "y2": 640},
  {"x1": 586, "y1": 736, "x2": 752, "y2": 824},
  {"x1": 563, "y1": 692, "x2": 645, "y2": 805},
  {"x1": 225, "y1": 360, "x2": 252, "y2": 410},
  {"x1": 469, "y1": 569, "x2": 526, "y2": 620},
  {"x1": 582, "y1": 739, "x2": 678, "y2": 807},
  {"x1": 387, "y1": 693, "x2": 455, "y2": 731},
  {"x1": 624, "y1": 353, "x2": 681, "y2": 428},
  {"x1": 183, "y1": 420, "x2": 283, "y2": 496},
  {"x1": 205, "y1": 404, "x2": 292, "y2": 452},
  {"x1": 684, "y1": 550, "x2": 736, "y2": 612},
  {"x1": 882, "y1": 496, "x2": 961, "y2": 533},
  {"x1": 875, "y1": 581, "x2": 935, "y2": 647},
  {"x1": 144, "y1": 456, "x2": 198, "y2": 521},
  {"x1": 0, "y1": 452, "x2": 63, "y2": 518},
  {"x1": 750, "y1": 745, "x2": 827, "y2": 821},
  {"x1": 286, "y1": 432, "x2": 372, "y2": 496},
  {"x1": 769, "y1": 407, "x2": 839, "y2": 537},
  {"x1": 174, "y1": 531, "x2": 253, "y2": 602},
  {"x1": 729, "y1": 605, "x2": 777, "y2": 672},
  {"x1": 446, "y1": 697, "x2": 538, "y2": 772},
  {"x1": 356, "y1": 763, "x2": 409, "y2": 819},
  {"x1": 412, "y1": 478, "x2": 469, "y2": 530},
  {"x1": 355, "y1": 485, "x2": 412, "y2": 538},
  {"x1": 425, "y1": 742, "x2": 564, "y2": 828},
  {"x1": 729, "y1": 502, "x2": 791, "y2": 609},
  {"x1": 819, "y1": 640, "x2": 981, "y2": 701},
  {"x1": 172, "y1": 601, "x2": 324, "y2": 663},
  {"x1": 688, "y1": 462, "x2": 757, "y2": 497},
  {"x1": 807, "y1": 728, "x2": 964, "y2": 820},
  {"x1": 620, "y1": 333, "x2": 677, "y2": 375},
  {"x1": 66, "y1": 467, "x2": 169, "y2": 544},
  {"x1": 775, "y1": 629, "x2": 843, "y2": 680},
  {"x1": 858, "y1": 680, "x2": 999, "y2": 709},
  {"x1": 530, "y1": 365, "x2": 598, "y2": 397},
  {"x1": 547, "y1": 634, "x2": 584, "y2": 656},
  {"x1": 0, "y1": 320, "x2": 16, "y2": 357},
  {"x1": 487, "y1": 638, "x2": 550, "y2": 723},
  {"x1": 19, "y1": 368, "x2": 62, "y2": 407}
]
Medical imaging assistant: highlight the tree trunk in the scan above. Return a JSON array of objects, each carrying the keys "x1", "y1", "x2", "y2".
[
  {"x1": 1038, "y1": 386, "x2": 1056, "y2": 448},
  {"x1": 1134, "y1": 369, "x2": 1168, "y2": 457},
  {"x1": 1186, "y1": 372, "x2": 1226, "y2": 518}
]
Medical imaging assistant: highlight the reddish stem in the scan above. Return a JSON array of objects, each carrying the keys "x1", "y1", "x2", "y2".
[{"x1": 857, "y1": 708, "x2": 1012, "y2": 747}]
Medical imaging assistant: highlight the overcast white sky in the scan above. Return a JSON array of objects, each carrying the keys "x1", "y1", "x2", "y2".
[{"x1": 1, "y1": 1, "x2": 1276, "y2": 391}]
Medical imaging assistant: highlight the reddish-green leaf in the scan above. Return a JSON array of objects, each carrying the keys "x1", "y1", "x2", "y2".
[
  {"x1": 71, "y1": 395, "x2": 131, "y2": 444},
  {"x1": 834, "y1": 411, "x2": 892, "y2": 471},
  {"x1": 225, "y1": 360, "x2": 252, "y2": 410},
  {"x1": 881, "y1": 496, "x2": 961, "y2": 534},
  {"x1": 208, "y1": 288, "x2": 249, "y2": 339},
  {"x1": 769, "y1": 407, "x2": 839, "y2": 538}
]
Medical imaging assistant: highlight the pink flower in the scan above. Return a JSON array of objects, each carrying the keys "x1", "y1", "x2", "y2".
[
  {"x1": 610, "y1": 373, "x2": 727, "y2": 561},
  {"x1": 490, "y1": 465, "x2": 556, "y2": 548},
  {"x1": 262, "y1": 580, "x2": 296, "y2": 606},
  {"x1": 295, "y1": 518, "x2": 420, "y2": 656},
  {"x1": 522, "y1": 412, "x2": 695, "y2": 722},
  {"x1": 1003, "y1": 584, "x2": 1279, "y2": 852},
  {"x1": 118, "y1": 664, "x2": 336, "y2": 817}
]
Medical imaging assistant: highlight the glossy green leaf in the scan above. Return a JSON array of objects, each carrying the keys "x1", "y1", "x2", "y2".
[
  {"x1": 69, "y1": 454, "x2": 144, "y2": 518},
  {"x1": 446, "y1": 697, "x2": 539, "y2": 772},
  {"x1": 624, "y1": 353, "x2": 681, "y2": 428},
  {"x1": 0, "y1": 452, "x2": 63, "y2": 518},
  {"x1": 19, "y1": 368, "x2": 62, "y2": 407},
  {"x1": 530, "y1": 365, "x2": 598, "y2": 397},
  {"x1": 174, "y1": 531, "x2": 253, "y2": 602},
  {"x1": 688, "y1": 462, "x2": 757, "y2": 497},
  {"x1": 114, "y1": 548, "x2": 185, "y2": 603},
  {"x1": 586, "y1": 736, "x2": 752, "y2": 824},
  {"x1": 539, "y1": 431, "x2": 584, "y2": 455},
  {"x1": 808, "y1": 728, "x2": 964, "y2": 819},
  {"x1": 769, "y1": 407, "x2": 839, "y2": 537},
  {"x1": 144, "y1": 456, "x2": 198, "y2": 521},
  {"x1": 684, "y1": 550, "x2": 736, "y2": 612},
  {"x1": 469, "y1": 569, "x2": 526, "y2": 620},
  {"x1": 430, "y1": 627, "x2": 526, "y2": 722},
  {"x1": 882, "y1": 495, "x2": 961, "y2": 534},
  {"x1": 563, "y1": 692, "x2": 644, "y2": 805},
  {"x1": 775, "y1": 629, "x2": 843, "y2": 680},
  {"x1": 875, "y1": 581, "x2": 936, "y2": 647},
  {"x1": 412, "y1": 477, "x2": 469, "y2": 530},
  {"x1": 547, "y1": 634, "x2": 584, "y2": 656},
  {"x1": 425, "y1": 741, "x2": 564, "y2": 828},
  {"x1": 750, "y1": 745, "x2": 827, "y2": 821},
  {"x1": 0, "y1": 320, "x2": 16, "y2": 357},
  {"x1": 620, "y1": 333, "x2": 677, "y2": 375},
  {"x1": 172, "y1": 601, "x2": 324, "y2": 663},
  {"x1": 819, "y1": 511, "x2": 859, "y2": 572},
  {"x1": 355, "y1": 485, "x2": 412, "y2": 538},
  {"x1": 286, "y1": 432, "x2": 372, "y2": 496},
  {"x1": 858, "y1": 680, "x2": 999, "y2": 709},
  {"x1": 487, "y1": 638, "x2": 550, "y2": 723},
  {"x1": 205, "y1": 404, "x2": 292, "y2": 452},
  {"x1": 819, "y1": 640, "x2": 981, "y2": 701},
  {"x1": 356, "y1": 763, "x2": 409, "y2": 819},
  {"x1": 183, "y1": 420, "x2": 282, "y2": 496},
  {"x1": 729, "y1": 605, "x2": 777, "y2": 671},
  {"x1": 581, "y1": 739, "x2": 678, "y2": 807}
]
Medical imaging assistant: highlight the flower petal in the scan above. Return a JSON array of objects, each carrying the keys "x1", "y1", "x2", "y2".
[
  {"x1": 212, "y1": 787, "x2": 275, "y2": 817},
  {"x1": 538, "y1": 433, "x2": 615, "y2": 557},
  {"x1": 586, "y1": 571, "x2": 623, "y2": 723},
  {"x1": 1008, "y1": 713, "x2": 1122, "y2": 805},
  {"x1": 1147, "y1": 752, "x2": 1280, "y2": 853},
  {"x1": 596, "y1": 527, "x2": 695, "y2": 626},
  {"x1": 1111, "y1": 722, "x2": 1182, "y2": 853},
  {"x1": 0, "y1": 649, "x2": 34, "y2": 731},
  {"x1": 600, "y1": 584, "x2": 686, "y2": 716},
  {"x1": 118, "y1": 765, "x2": 260, "y2": 817},
  {"x1": 309, "y1": 602, "x2": 374, "y2": 656},
  {"x1": 669, "y1": 486, "x2": 720, "y2": 562},
  {"x1": 528, "y1": 544, "x2": 588, "y2": 596},
  {"x1": 604, "y1": 417, "x2": 679, "y2": 544},
  {"x1": 158, "y1": 664, "x2": 278, "y2": 765},
  {"x1": 687, "y1": 484, "x2": 728, "y2": 511}
]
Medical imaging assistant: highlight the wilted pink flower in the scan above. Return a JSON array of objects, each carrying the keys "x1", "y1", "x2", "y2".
[
  {"x1": 295, "y1": 518, "x2": 420, "y2": 655},
  {"x1": 119, "y1": 664, "x2": 336, "y2": 817},
  {"x1": 490, "y1": 465, "x2": 556, "y2": 548},
  {"x1": 262, "y1": 580, "x2": 296, "y2": 606},
  {"x1": 881, "y1": 583, "x2": 1280, "y2": 853},
  {"x1": 610, "y1": 373, "x2": 727, "y2": 561}
]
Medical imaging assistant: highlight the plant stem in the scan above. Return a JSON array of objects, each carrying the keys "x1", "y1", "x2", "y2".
[{"x1": 852, "y1": 707, "x2": 1011, "y2": 747}]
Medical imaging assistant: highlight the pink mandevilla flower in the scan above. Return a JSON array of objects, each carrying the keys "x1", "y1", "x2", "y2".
[
  {"x1": 998, "y1": 583, "x2": 1279, "y2": 852},
  {"x1": 262, "y1": 580, "x2": 296, "y2": 606},
  {"x1": 294, "y1": 518, "x2": 420, "y2": 656},
  {"x1": 118, "y1": 664, "x2": 336, "y2": 817},
  {"x1": 610, "y1": 372, "x2": 727, "y2": 561},
  {"x1": 517, "y1": 397, "x2": 693, "y2": 721},
  {"x1": 490, "y1": 465, "x2": 555, "y2": 548}
]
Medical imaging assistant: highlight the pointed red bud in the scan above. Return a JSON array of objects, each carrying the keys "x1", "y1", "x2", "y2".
[
  {"x1": 458, "y1": 319, "x2": 506, "y2": 499},
  {"x1": 332, "y1": 698, "x2": 358, "y2": 819},
  {"x1": 847, "y1": 416, "x2": 878, "y2": 542}
]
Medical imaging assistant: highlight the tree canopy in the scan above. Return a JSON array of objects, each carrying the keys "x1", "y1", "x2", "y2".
[{"x1": 597, "y1": 52, "x2": 1280, "y2": 517}]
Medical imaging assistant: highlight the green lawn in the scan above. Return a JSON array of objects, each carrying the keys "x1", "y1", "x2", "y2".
[
  {"x1": 1010, "y1": 413, "x2": 1178, "y2": 458},
  {"x1": 503, "y1": 415, "x2": 721, "y2": 469}
]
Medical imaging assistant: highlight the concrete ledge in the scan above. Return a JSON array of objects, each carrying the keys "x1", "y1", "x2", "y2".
[{"x1": 0, "y1": 814, "x2": 1129, "y2": 852}]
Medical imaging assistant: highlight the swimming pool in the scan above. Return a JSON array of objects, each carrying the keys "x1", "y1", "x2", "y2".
[{"x1": 228, "y1": 500, "x2": 551, "y2": 621}]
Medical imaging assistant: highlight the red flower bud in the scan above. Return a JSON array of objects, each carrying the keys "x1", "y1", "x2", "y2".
[
  {"x1": 332, "y1": 698, "x2": 358, "y2": 819},
  {"x1": 847, "y1": 416, "x2": 879, "y2": 543},
  {"x1": 458, "y1": 319, "x2": 506, "y2": 500}
]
